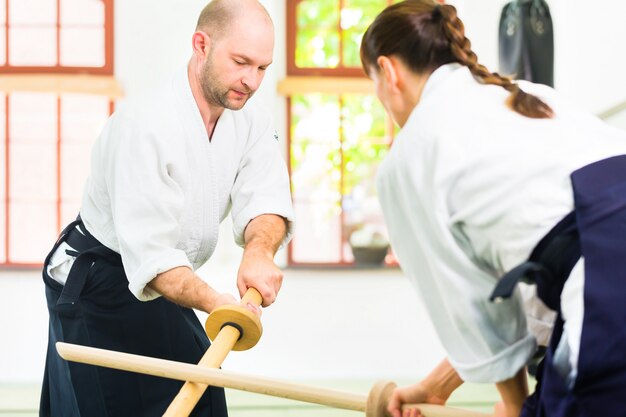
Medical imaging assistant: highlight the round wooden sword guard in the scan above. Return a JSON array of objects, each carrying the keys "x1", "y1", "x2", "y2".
[
  {"x1": 366, "y1": 380, "x2": 397, "y2": 417},
  {"x1": 204, "y1": 297, "x2": 263, "y2": 351}
]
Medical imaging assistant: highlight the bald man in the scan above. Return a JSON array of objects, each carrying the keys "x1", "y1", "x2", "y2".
[{"x1": 40, "y1": 1, "x2": 294, "y2": 416}]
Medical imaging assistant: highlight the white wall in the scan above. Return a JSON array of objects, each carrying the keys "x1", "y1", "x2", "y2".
[
  {"x1": 2, "y1": 0, "x2": 626, "y2": 384},
  {"x1": 452, "y1": 0, "x2": 626, "y2": 116}
]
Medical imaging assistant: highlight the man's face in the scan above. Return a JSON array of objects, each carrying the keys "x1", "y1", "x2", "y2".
[{"x1": 199, "y1": 18, "x2": 274, "y2": 111}]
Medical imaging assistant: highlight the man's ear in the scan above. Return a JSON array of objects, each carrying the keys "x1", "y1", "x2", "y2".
[
  {"x1": 376, "y1": 55, "x2": 401, "y2": 93},
  {"x1": 191, "y1": 31, "x2": 211, "y2": 60}
]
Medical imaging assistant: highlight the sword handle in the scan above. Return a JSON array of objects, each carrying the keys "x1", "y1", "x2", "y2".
[{"x1": 162, "y1": 287, "x2": 263, "y2": 417}]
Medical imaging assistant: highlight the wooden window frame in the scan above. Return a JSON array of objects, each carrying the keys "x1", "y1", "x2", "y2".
[
  {"x1": 0, "y1": 0, "x2": 117, "y2": 268},
  {"x1": 286, "y1": 0, "x2": 372, "y2": 77},
  {"x1": 0, "y1": 0, "x2": 114, "y2": 75}
]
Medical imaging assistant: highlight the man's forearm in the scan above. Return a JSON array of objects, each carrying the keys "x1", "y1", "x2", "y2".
[
  {"x1": 147, "y1": 266, "x2": 220, "y2": 313},
  {"x1": 243, "y1": 214, "x2": 288, "y2": 255}
]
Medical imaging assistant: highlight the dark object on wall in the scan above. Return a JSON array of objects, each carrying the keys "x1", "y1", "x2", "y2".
[
  {"x1": 351, "y1": 245, "x2": 389, "y2": 265},
  {"x1": 498, "y1": 0, "x2": 554, "y2": 87}
]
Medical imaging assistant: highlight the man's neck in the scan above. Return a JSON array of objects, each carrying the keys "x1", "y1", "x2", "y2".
[{"x1": 187, "y1": 61, "x2": 224, "y2": 139}]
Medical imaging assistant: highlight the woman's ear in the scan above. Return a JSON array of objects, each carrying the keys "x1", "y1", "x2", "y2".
[{"x1": 377, "y1": 56, "x2": 401, "y2": 93}]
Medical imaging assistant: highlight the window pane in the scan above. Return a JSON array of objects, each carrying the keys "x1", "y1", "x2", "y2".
[
  {"x1": 0, "y1": 25, "x2": 7, "y2": 66},
  {"x1": 289, "y1": 91, "x2": 393, "y2": 265},
  {"x1": 60, "y1": 27, "x2": 105, "y2": 67},
  {"x1": 61, "y1": 95, "x2": 109, "y2": 143},
  {"x1": 9, "y1": 96, "x2": 57, "y2": 201},
  {"x1": 341, "y1": 94, "x2": 389, "y2": 249},
  {"x1": 296, "y1": 29, "x2": 340, "y2": 69},
  {"x1": 292, "y1": 94, "x2": 341, "y2": 143},
  {"x1": 0, "y1": 0, "x2": 7, "y2": 66},
  {"x1": 291, "y1": 94, "x2": 343, "y2": 263},
  {"x1": 292, "y1": 201, "x2": 342, "y2": 263},
  {"x1": 60, "y1": 202, "x2": 79, "y2": 230},
  {"x1": 9, "y1": 0, "x2": 56, "y2": 25},
  {"x1": 288, "y1": 2, "x2": 398, "y2": 265},
  {"x1": 296, "y1": 0, "x2": 339, "y2": 28},
  {"x1": 341, "y1": 0, "x2": 388, "y2": 67},
  {"x1": 9, "y1": 93, "x2": 57, "y2": 147},
  {"x1": 295, "y1": 0, "x2": 340, "y2": 68},
  {"x1": 341, "y1": 28, "x2": 362, "y2": 69},
  {"x1": 8, "y1": 93, "x2": 57, "y2": 263},
  {"x1": 0, "y1": 95, "x2": 5, "y2": 263},
  {"x1": 291, "y1": 94, "x2": 341, "y2": 202},
  {"x1": 9, "y1": 27, "x2": 57, "y2": 66},
  {"x1": 60, "y1": 95, "x2": 109, "y2": 225},
  {"x1": 9, "y1": 201, "x2": 56, "y2": 263},
  {"x1": 60, "y1": 0, "x2": 104, "y2": 25}
]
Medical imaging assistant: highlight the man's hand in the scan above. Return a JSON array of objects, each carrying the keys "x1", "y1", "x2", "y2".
[
  {"x1": 237, "y1": 248, "x2": 283, "y2": 307},
  {"x1": 238, "y1": 214, "x2": 288, "y2": 307}
]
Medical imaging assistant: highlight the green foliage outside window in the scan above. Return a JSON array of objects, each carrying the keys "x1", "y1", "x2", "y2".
[
  {"x1": 295, "y1": 0, "x2": 340, "y2": 68},
  {"x1": 289, "y1": 0, "x2": 402, "y2": 264},
  {"x1": 290, "y1": 93, "x2": 390, "y2": 237},
  {"x1": 295, "y1": 0, "x2": 399, "y2": 69},
  {"x1": 341, "y1": 0, "x2": 391, "y2": 67},
  {"x1": 340, "y1": 94, "x2": 389, "y2": 196}
]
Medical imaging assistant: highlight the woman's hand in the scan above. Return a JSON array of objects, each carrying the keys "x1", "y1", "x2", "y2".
[
  {"x1": 388, "y1": 358, "x2": 463, "y2": 417},
  {"x1": 387, "y1": 382, "x2": 447, "y2": 417},
  {"x1": 493, "y1": 400, "x2": 523, "y2": 417},
  {"x1": 494, "y1": 368, "x2": 528, "y2": 417}
]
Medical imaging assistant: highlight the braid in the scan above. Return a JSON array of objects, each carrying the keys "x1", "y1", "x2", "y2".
[{"x1": 438, "y1": 4, "x2": 553, "y2": 119}]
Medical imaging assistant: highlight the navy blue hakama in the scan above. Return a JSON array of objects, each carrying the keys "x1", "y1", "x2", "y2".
[
  {"x1": 40, "y1": 219, "x2": 228, "y2": 417},
  {"x1": 494, "y1": 155, "x2": 626, "y2": 417}
]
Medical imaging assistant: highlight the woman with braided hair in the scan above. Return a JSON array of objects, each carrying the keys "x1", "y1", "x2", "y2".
[{"x1": 361, "y1": 1, "x2": 626, "y2": 416}]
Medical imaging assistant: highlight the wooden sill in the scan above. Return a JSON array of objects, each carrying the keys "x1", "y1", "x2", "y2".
[
  {"x1": 0, "y1": 73, "x2": 124, "y2": 98},
  {"x1": 277, "y1": 76, "x2": 374, "y2": 96}
]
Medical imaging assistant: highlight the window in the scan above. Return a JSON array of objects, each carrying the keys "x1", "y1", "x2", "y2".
[
  {"x1": 0, "y1": 0, "x2": 113, "y2": 72},
  {"x1": 284, "y1": 0, "x2": 400, "y2": 266},
  {"x1": 289, "y1": 93, "x2": 394, "y2": 265},
  {"x1": 0, "y1": 0, "x2": 116, "y2": 267},
  {"x1": 287, "y1": 0, "x2": 392, "y2": 77}
]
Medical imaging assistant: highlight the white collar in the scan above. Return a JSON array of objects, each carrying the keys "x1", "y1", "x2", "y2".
[{"x1": 420, "y1": 62, "x2": 464, "y2": 102}]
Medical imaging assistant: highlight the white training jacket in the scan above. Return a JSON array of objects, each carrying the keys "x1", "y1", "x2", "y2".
[
  {"x1": 49, "y1": 66, "x2": 294, "y2": 302},
  {"x1": 376, "y1": 63, "x2": 626, "y2": 383}
]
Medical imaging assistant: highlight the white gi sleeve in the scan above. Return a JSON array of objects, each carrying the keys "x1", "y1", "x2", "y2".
[
  {"x1": 230, "y1": 111, "x2": 295, "y2": 248},
  {"x1": 104, "y1": 113, "x2": 191, "y2": 301},
  {"x1": 377, "y1": 129, "x2": 536, "y2": 383}
]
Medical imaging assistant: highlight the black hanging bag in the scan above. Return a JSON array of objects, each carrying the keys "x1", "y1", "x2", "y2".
[{"x1": 498, "y1": 0, "x2": 554, "y2": 87}]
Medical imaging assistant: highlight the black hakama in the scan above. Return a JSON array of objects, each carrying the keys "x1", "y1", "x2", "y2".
[
  {"x1": 493, "y1": 155, "x2": 626, "y2": 417},
  {"x1": 40, "y1": 218, "x2": 228, "y2": 417}
]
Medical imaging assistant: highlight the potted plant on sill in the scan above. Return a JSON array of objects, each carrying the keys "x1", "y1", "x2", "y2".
[{"x1": 348, "y1": 225, "x2": 390, "y2": 266}]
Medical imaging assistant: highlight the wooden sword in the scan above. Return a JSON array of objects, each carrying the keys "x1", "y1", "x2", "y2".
[{"x1": 56, "y1": 341, "x2": 489, "y2": 417}]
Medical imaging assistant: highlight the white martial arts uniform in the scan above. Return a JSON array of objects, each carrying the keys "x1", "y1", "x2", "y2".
[
  {"x1": 376, "y1": 63, "x2": 626, "y2": 383},
  {"x1": 48, "y1": 66, "x2": 294, "y2": 300}
]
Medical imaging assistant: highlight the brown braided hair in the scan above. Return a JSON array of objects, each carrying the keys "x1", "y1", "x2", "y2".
[{"x1": 360, "y1": 0, "x2": 554, "y2": 119}]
